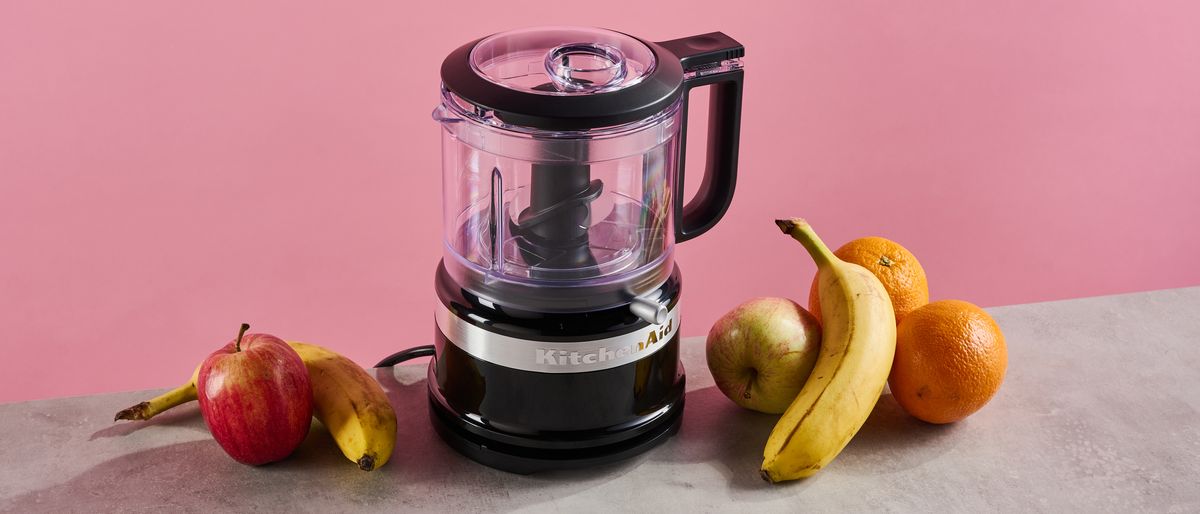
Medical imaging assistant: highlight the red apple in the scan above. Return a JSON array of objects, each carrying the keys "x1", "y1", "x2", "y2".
[
  {"x1": 197, "y1": 323, "x2": 313, "y2": 465},
  {"x1": 706, "y1": 298, "x2": 822, "y2": 414}
]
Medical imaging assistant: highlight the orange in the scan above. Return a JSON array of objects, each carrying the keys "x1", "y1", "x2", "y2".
[
  {"x1": 809, "y1": 236, "x2": 928, "y2": 324},
  {"x1": 889, "y1": 300, "x2": 1007, "y2": 424}
]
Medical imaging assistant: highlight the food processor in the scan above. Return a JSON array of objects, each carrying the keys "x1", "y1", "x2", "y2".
[{"x1": 407, "y1": 26, "x2": 744, "y2": 473}]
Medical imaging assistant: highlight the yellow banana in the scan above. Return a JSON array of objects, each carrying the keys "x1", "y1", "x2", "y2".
[
  {"x1": 288, "y1": 342, "x2": 397, "y2": 471},
  {"x1": 114, "y1": 364, "x2": 201, "y2": 421},
  {"x1": 114, "y1": 342, "x2": 397, "y2": 471},
  {"x1": 762, "y1": 219, "x2": 897, "y2": 482}
]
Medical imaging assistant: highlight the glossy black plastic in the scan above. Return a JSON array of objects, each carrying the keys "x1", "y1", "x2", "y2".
[
  {"x1": 510, "y1": 162, "x2": 601, "y2": 277},
  {"x1": 657, "y1": 32, "x2": 745, "y2": 71},
  {"x1": 669, "y1": 43, "x2": 744, "y2": 243},
  {"x1": 440, "y1": 30, "x2": 744, "y2": 134},
  {"x1": 427, "y1": 262, "x2": 686, "y2": 472},
  {"x1": 429, "y1": 394, "x2": 683, "y2": 474}
]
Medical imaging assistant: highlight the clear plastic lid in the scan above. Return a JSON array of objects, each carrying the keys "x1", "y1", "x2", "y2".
[{"x1": 470, "y1": 27, "x2": 657, "y2": 95}]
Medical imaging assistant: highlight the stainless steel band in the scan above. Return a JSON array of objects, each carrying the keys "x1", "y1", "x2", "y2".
[{"x1": 435, "y1": 303, "x2": 680, "y2": 374}]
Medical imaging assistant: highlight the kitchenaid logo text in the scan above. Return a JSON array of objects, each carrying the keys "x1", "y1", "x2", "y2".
[{"x1": 536, "y1": 318, "x2": 675, "y2": 367}]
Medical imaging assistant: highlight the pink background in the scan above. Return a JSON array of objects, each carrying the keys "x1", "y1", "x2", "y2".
[{"x1": 3, "y1": 1, "x2": 1199, "y2": 403}]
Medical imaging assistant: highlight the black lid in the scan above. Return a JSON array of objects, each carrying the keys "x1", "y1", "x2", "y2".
[{"x1": 440, "y1": 27, "x2": 687, "y2": 131}]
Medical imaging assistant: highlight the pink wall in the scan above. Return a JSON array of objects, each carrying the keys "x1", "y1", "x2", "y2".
[{"x1": 2, "y1": 1, "x2": 1199, "y2": 403}]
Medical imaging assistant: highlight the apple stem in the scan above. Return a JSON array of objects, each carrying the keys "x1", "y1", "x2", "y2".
[
  {"x1": 235, "y1": 323, "x2": 250, "y2": 352},
  {"x1": 742, "y1": 371, "x2": 756, "y2": 400}
]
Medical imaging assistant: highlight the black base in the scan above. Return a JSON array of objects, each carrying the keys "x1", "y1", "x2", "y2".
[
  {"x1": 428, "y1": 261, "x2": 686, "y2": 474},
  {"x1": 428, "y1": 393, "x2": 684, "y2": 475}
]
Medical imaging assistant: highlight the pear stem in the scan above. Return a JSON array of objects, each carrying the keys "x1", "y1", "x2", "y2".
[
  {"x1": 235, "y1": 323, "x2": 250, "y2": 352},
  {"x1": 775, "y1": 218, "x2": 836, "y2": 268}
]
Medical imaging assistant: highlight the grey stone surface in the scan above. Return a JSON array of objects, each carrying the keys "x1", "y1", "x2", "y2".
[{"x1": 2, "y1": 288, "x2": 1199, "y2": 513}]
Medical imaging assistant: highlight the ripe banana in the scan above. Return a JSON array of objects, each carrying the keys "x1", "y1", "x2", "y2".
[
  {"x1": 288, "y1": 342, "x2": 397, "y2": 471},
  {"x1": 114, "y1": 364, "x2": 201, "y2": 421},
  {"x1": 114, "y1": 342, "x2": 397, "y2": 471},
  {"x1": 762, "y1": 218, "x2": 897, "y2": 482}
]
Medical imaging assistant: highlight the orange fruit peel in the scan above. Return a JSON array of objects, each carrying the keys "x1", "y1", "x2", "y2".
[{"x1": 889, "y1": 300, "x2": 1007, "y2": 424}]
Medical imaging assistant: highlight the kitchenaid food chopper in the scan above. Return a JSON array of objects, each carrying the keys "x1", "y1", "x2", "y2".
[{"x1": 427, "y1": 26, "x2": 744, "y2": 473}]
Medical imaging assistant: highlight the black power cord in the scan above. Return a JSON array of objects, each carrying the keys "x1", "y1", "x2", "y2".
[{"x1": 375, "y1": 345, "x2": 436, "y2": 368}]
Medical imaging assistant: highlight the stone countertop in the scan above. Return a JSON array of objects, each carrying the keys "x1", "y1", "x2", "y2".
[{"x1": 2, "y1": 288, "x2": 1199, "y2": 513}]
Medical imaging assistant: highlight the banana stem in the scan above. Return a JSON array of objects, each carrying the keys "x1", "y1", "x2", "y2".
[
  {"x1": 113, "y1": 364, "x2": 202, "y2": 422},
  {"x1": 775, "y1": 218, "x2": 836, "y2": 268},
  {"x1": 113, "y1": 381, "x2": 198, "y2": 421}
]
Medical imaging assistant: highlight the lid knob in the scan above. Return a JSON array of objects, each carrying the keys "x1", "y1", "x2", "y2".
[{"x1": 544, "y1": 43, "x2": 628, "y2": 92}]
